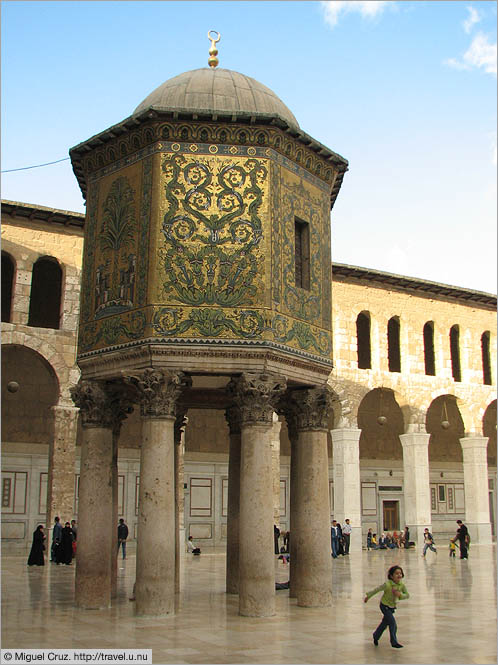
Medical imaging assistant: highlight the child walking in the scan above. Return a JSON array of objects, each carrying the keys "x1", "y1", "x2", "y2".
[
  {"x1": 449, "y1": 538, "x2": 457, "y2": 557},
  {"x1": 364, "y1": 565, "x2": 409, "y2": 648}
]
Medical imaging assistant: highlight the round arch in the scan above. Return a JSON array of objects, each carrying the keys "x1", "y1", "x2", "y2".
[
  {"x1": 426, "y1": 394, "x2": 465, "y2": 463},
  {"x1": 357, "y1": 387, "x2": 404, "y2": 460},
  {"x1": 1, "y1": 344, "x2": 60, "y2": 444},
  {"x1": 5, "y1": 332, "x2": 77, "y2": 403}
]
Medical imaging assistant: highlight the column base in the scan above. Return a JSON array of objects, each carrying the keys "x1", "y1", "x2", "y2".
[
  {"x1": 297, "y1": 590, "x2": 332, "y2": 608},
  {"x1": 467, "y1": 522, "x2": 492, "y2": 544},
  {"x1": 76, "y1": 599, "x2": 111, "y2": 610},
  {"x1": 239, "y1": 606, "x2": 276, "y2": 618}
]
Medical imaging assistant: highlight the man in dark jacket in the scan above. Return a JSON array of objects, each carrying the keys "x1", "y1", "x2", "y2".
[
  {"x1": 117, "y1": 518, "x2": 129, "y2": 559},
  {"x1": 455, "y1": 520, "x2": 469, "y2": 559},
  {"x1": 331, "y1": 520, "x2": 341, "y2": 558},
  {"x1": 51, "y1": 516, "x2": 63, "y2": 562}
]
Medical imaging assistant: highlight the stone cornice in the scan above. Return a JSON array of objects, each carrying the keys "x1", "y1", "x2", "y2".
[
  {"x1": 76, "y1": 342, "x2": 333, "y2": 384},
  {"x1": 69, "y1": 111, "x2": 348, "y2": 210},
  {"x1": 332, "y1": 262, "x2": 497, "y2": 309},
  {"x1": 1, "y1": 200, "x2": 85, "y2": 230}
]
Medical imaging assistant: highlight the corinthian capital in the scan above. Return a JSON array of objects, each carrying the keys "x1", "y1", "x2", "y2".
[
  {"x1": 287, "y1": 385, "x2": 333, "y2": 431},
  {"x1": 70, "y1": 380, "x2": 114, "y2": 429},
  {"x1": 125, "y1": 369, "x2": 191, "y2": 418},
  {"x1": 227, "y1": 372, "x2": 286, "y2": 426}
]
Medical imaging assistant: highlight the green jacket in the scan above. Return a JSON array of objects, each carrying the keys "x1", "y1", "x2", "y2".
[{"x1": 366, "y1": 580, "x2": 410, "y2": 608}]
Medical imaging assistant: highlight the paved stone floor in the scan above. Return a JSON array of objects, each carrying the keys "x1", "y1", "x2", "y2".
[{"x1": 2, "y1": 544, "x2": 496, "y2": 664}]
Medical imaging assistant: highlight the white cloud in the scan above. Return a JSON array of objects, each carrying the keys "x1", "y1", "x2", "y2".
[
  {"x1": 444, "y1": 32, "x2": 497, "y2": 75},
  {"x1": 463, "y1": 6, "x2": 481, "y2": 33},
  {"x1": 320, "y1": 1, "x2": 391, "y2": 29}
]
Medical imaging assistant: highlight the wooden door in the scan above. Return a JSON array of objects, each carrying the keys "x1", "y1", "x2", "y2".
[{"x1": 383, "y1": 501, "x2": 399, "y2": 531}]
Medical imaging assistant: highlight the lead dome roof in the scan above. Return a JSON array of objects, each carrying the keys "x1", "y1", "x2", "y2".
[{"x1": 133, "y1": 67, "x2": 300, "y2": 131}]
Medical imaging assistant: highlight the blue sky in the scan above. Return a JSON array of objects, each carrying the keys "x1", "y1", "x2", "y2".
[{"x1": 2, "y1": 1, "x2": 496, "y2": 292}]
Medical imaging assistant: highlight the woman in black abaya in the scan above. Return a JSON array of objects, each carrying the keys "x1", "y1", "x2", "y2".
[
  {"x1": 56, "y1": 522, "x2": 74, "y2": 565},
  {"x1": 27, "y1": 525, "x2": 46, "y2": 566}
]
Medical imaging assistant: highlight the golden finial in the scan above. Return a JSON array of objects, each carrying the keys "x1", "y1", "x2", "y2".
[{"x1": 208, "y1": 30, "x2": 220, "y2": 68}]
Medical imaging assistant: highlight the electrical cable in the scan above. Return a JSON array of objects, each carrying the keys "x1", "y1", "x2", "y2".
[{"x1": 1, "y1": 157, "x2": 70, "y2": 173}]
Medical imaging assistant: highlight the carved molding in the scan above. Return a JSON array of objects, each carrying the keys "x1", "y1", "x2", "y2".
[
  {"x1": 77, "y1": 343, "x2": 333, "y2": 374},
  {"x1": 125, "y1": 368, "x2": 191, "y2": 418},
  {"x1": 227, "y1": 372, "x2": 286, "y2": 426}
]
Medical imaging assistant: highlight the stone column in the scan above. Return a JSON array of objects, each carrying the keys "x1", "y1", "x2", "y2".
[
  {"x1": 330, "y1": 428, "x2": 362, "y2": 553},
  {"x1": 110, "y1": 395, "x2": 134, "y2": 598},
  {"x1": 174, "y1": 413, "x2": 188, "y2": 593},
  {"x1": 287, "y1": 416, "x2": 299, "y2": 599},
  {"x1": 271, "y1": 414, "x2": 282, "y2": 530},
  {"x1": 288, "y1": 387, "x2": 332, "y2": 608},
  {"x1": 460, "y1": 436, "x2": 492, "y2": 544},
  {"x1": 225, "y1": 406, "x2": 242, "y2": 594},
  {"x1": 70, "y1": 381, "x2": 114, "y2": 609},
  {"x1": 111, "y1": 427, "x2": 118, "y2": 599},
  {"x1": 399, "y1": 431, "x2": 431, "y2": 545},
  {"x1": 46, "y1": 404, "x2": 79, "y2": 528},
  {"x1": 229, "y1": 372, "x2": 286, "y2": 617},
  {"x1": 126, "y1": 369, "x2": 190, "y2": 617}
]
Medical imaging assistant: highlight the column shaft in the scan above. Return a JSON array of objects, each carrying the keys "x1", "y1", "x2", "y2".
[
  {"x1": 111, "y1": 429, "x2": 119, "y2": 598},
  {"x1": 289, "y1": 432, "x2": 299, "y2": 598},
  {"x1": 226, "y1": 421, "x2": 241, "y2": 594},
  {"x1": 47, "y1": 405, "x2": 78, "y2": 528},
  {"x1": 136, "y1": 417, "x2": 176, "y2": 616},
  {"x1": 460, "y1": 436, "x2": 492, "y2": 544},
  {"x1": 239, "y1": 423, "x2": 275, "y2": 617},
  {"x1": 271, "y1": 415, "x2": 282, "y2": 529},
  {"x1": 399, "y1": 432, "x2": 431, "y2": 545},
  {"x1": 295, "y1": 429, "x2": 332, "y2": 607},
  {"x1": 330, "y1": 428, "x2": 362, "y2": 552},
  {"x1": 75, "y1": 426, "x2": 113, "y2": 609},
  {"x1": 174, "y1": 424, "x2": 186, "y2": 594}
]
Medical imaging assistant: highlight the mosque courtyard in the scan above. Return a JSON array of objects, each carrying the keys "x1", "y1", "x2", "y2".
[{"x1": 2, "y1": 543, "x2": 496, "y2": 664}]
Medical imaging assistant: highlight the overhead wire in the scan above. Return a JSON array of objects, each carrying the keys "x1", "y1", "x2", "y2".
[{"x1": 1, "y1": 157, "x2": 70, "y2": 173}]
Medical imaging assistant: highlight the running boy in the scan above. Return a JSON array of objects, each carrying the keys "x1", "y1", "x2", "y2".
[{"x1": 364, "y1": 564, "x2": 409, "y2": 648}]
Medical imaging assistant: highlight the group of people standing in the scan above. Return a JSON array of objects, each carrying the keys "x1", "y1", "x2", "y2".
[
  {"x1": 331, "y1": 519, "x2": 352, "y2": 557},
  {"x1": 29, "y1": 516, "x2": 131, "y2": 567},
  {"x1": 27, "y1": 516, "x2": 77, "y2": 567}
]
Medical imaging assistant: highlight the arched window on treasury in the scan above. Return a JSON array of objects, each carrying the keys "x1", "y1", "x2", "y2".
[
  {"x1": 423, "y1": 321, "x2": 436, "y2": 376},
  {"x1": 28, "y1": 256, "x2": 63, "y2": 329},
  {"x1": 449, "y1": 325, "x2": 461, "y2": 382},
  {"x1": 481, "y1": 331, "x2": 492, "y2": 385},
  {"x1": 1, "y1": 251, "x2": 15, "y2": 323},
  {"x1": 356, "y1": 311, "x2": 372, "y2": 369},
  {"x1": 294, "y1": 217, "x2": 310, "y2": 290},
  {"x1": 387, "y1": 316, "x2": 401, "y2": 373}
]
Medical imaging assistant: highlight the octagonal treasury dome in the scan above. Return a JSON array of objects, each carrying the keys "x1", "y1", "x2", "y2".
[{"x1": 133, "y1": 67, "x2": 300, "y2": 131}]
